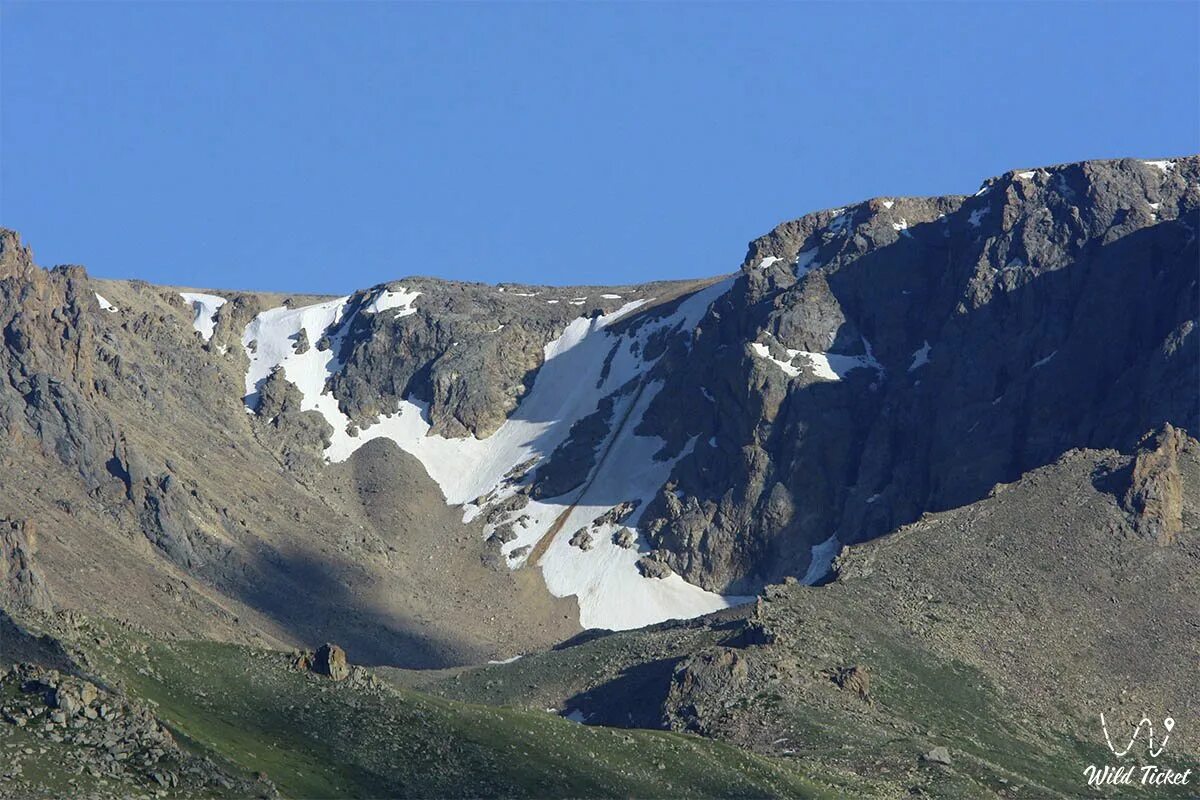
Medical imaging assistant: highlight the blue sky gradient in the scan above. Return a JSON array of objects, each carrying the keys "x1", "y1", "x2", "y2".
[{"x1": 2, "y1": 1, "x2": 1197, "y2": 293}]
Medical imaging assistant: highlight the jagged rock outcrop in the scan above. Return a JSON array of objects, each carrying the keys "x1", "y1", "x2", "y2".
[
  {"x1": 1123, "y1": 424, "x2": 1194, "y2": 544},
  {"x1": 250, "y1": 365, "x2": 333, "y2": 481},
  {"x1": 636, "y1": 157, "x2": 1199, "y2": 592},
  {"x1": 662, "y1": 647, "x2": 750, "y2": 734},
  {"x1": 826, "y1": 664, "x2": 871, "y2": 703},
  {"x1": 0, "y1": 519, "x2": 53, "y2": 613}
]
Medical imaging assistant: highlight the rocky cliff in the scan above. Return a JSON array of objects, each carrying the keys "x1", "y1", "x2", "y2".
[{"x1": 0, "y1": 155, "x2": 1195, "y2": 645}]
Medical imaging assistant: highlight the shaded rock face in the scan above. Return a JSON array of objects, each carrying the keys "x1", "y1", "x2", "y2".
[
  {"x1": 633, "y1": 157, "x2": 1199, "y2": 592},
  {"x1": 662, "y1": 647, "x2": 750, "y2": 734},
  {"x1": 1123, "y1": 424, "x2": 1194, "y2": 544},
  {"x1": 324, "y1": 282, "x2": 670, "y2": 439}
]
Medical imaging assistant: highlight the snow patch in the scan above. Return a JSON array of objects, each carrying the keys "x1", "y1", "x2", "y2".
[
  {"x1": 881, "y1": 200, "x2": 894, "y2": 209},
  {"x1": 802, "y1": 535, "x2": 840, "y2": 584},
  {"x1": 242, "y1": 297, "x2": 350, "y2": 428},
  {"x1": 908, "y1": 340, "x2": 931, "y2": 372},
  {"x1": 1144, "y1": 160, "x2": 1176, "y2": 174},
  {"x1": 968, "y1": 207, "x2": 989, "y2": 228},
  {"x1": 750, "y1": 337, "x2": 882, "y2": 382},
  {"x1": 94, "y1": 293, "x2": 118, "y2": 313},
  {"x1": 600, "y1": 293, "x2": 622, "y2": 299},
  {"x1": 1032, "y1": 350, "x2": 1057, "y2": 368},
  {"x1": 1017, "y1": 170, "x2": 1037, "y2": 180},
  {"x1": 487, "y1": 654, "x2": 523, "y2": 665},
  {"x1": 180, "y1": 292, "x2": 227, "y2": 342},
  {"x1": 757, "y1": 256, "x2": 782, "y2": 270},
  {"x1": 794, "y1": 248, "x2": 820, "y2": 277},
  {"x1": 364, "y1": 287, "x2": 421, "y2": 316}
]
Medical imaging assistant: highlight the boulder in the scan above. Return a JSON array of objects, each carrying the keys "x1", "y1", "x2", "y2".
[
  {"x1": 312, "y1": 643, "x2": 349, "y2": 681},
  {"x1": 636, "y1": 554, "x2": 672, "y2": 579},
  {"x1": 923, "y1": 746, "x2": 953, "y2": 766}
]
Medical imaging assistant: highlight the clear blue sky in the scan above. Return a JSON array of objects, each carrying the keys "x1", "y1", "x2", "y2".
[{"x1": 2, "y1": 2, "x2": 1197, "y2": 294}]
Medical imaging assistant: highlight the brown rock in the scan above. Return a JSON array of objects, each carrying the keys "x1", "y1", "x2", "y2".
[
  {"x1": 1124, "y1": 424, "x2": 1191, "y2": 545},
  {"x1": 826, "y1": 664, "x2": 872, "y2": 703},
  {"x1": 312, "y1": 643, "x2": 349, "y2": 681}
]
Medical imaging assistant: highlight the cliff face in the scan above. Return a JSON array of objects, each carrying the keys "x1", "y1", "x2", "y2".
[
  {"x1": 0, "y1": 156, "x2": 1196, "y2": 641},
  {"x1": 635, "y1": 157, "x2": 1199, "y2": 591}
]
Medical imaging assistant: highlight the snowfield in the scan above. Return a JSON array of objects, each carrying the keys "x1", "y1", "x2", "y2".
[
  {"x1": 180, "y1": 292, "x2": 228, "y2": 342},
  {"x1": 750, "y1": 337, "x2": 882, "y2": 382},
  {"x1": 241, "y1": 280, "x2": 750, "y2": 630}
]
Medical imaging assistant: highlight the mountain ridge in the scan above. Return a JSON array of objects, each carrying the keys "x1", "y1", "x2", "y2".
[{"x1": 1, "y1": 153, "x2": 1196, "y2": 650}]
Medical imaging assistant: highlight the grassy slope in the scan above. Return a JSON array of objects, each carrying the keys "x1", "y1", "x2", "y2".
[{"x1": 76, "y1": 623, "x2": 882, "y2": 799}]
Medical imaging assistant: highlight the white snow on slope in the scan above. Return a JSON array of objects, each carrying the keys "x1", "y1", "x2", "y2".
[
  {"x1": 94, "y1": 293, "x2": 118, "y2": 313},
  {"x1": 968, "y1": 207, "x2": 989, "y2": 228},
  {"x1": 1017, "y1": 170, "x2": 1037, "y2": 180},
  {"x1": 243, "y1": 280, "x2": 748, "y2": 630},
  {"x1": 908, "y1": 340, "x2": 931, "y2": 372},
  {"x1": 487, "y1": 654, "x2": 523, "y2": 665},
  {"x1": 365, "y1": 287, "x2": 421, "y2": 316},
  {"x1": 180, "y1": 292, "x2": 227, "y2": 342},
  {"x1": 757, "y1": 256, "x2": 782, "y2": 270},
  {"x1": 1144, "y1": 160, "x2": 1176, "y2": 174},
  {"x1": 801, "y1": 535, "x2": 840, "y2": 584},
  {"x1": 794, "y1": 248, "x2": 819, "y2": 277},
  {"x1": 1032, "y1": 350, "x2": 1057, "y2": 368},
  {"x1": 750, "y1": 342, "x2": 802, "y2": 377},
  {"x1": 750, "y1": 338, "x2": 882, "y2": 382},
  {"x1": 243, "y1": 296, "x2": 351, "y2": 424}
]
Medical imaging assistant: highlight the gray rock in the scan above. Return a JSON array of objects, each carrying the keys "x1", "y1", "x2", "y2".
[
  {"x1": 636, "y1": 555, "x2": 672, "y2": 579},
  {"x1": 613, "y1": 528, "x2": 636, "y2": 549},
  {"x1": 923, "y1": 746, "x2": 953, "y2": 766}
]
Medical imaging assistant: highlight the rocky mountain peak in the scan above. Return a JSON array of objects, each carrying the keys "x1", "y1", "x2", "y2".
[{"x1": 0, "y1": 155, "x2": 1194, "y2": 643}]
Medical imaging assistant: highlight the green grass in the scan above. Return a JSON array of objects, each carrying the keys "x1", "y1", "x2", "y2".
[{"x1": 82, "y1": 628, "x2": 853, "y2": 799}]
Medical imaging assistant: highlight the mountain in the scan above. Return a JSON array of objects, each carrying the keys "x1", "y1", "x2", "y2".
[{"x1": 0, "y1": 154, "x2": 1196, "y2": 797}]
